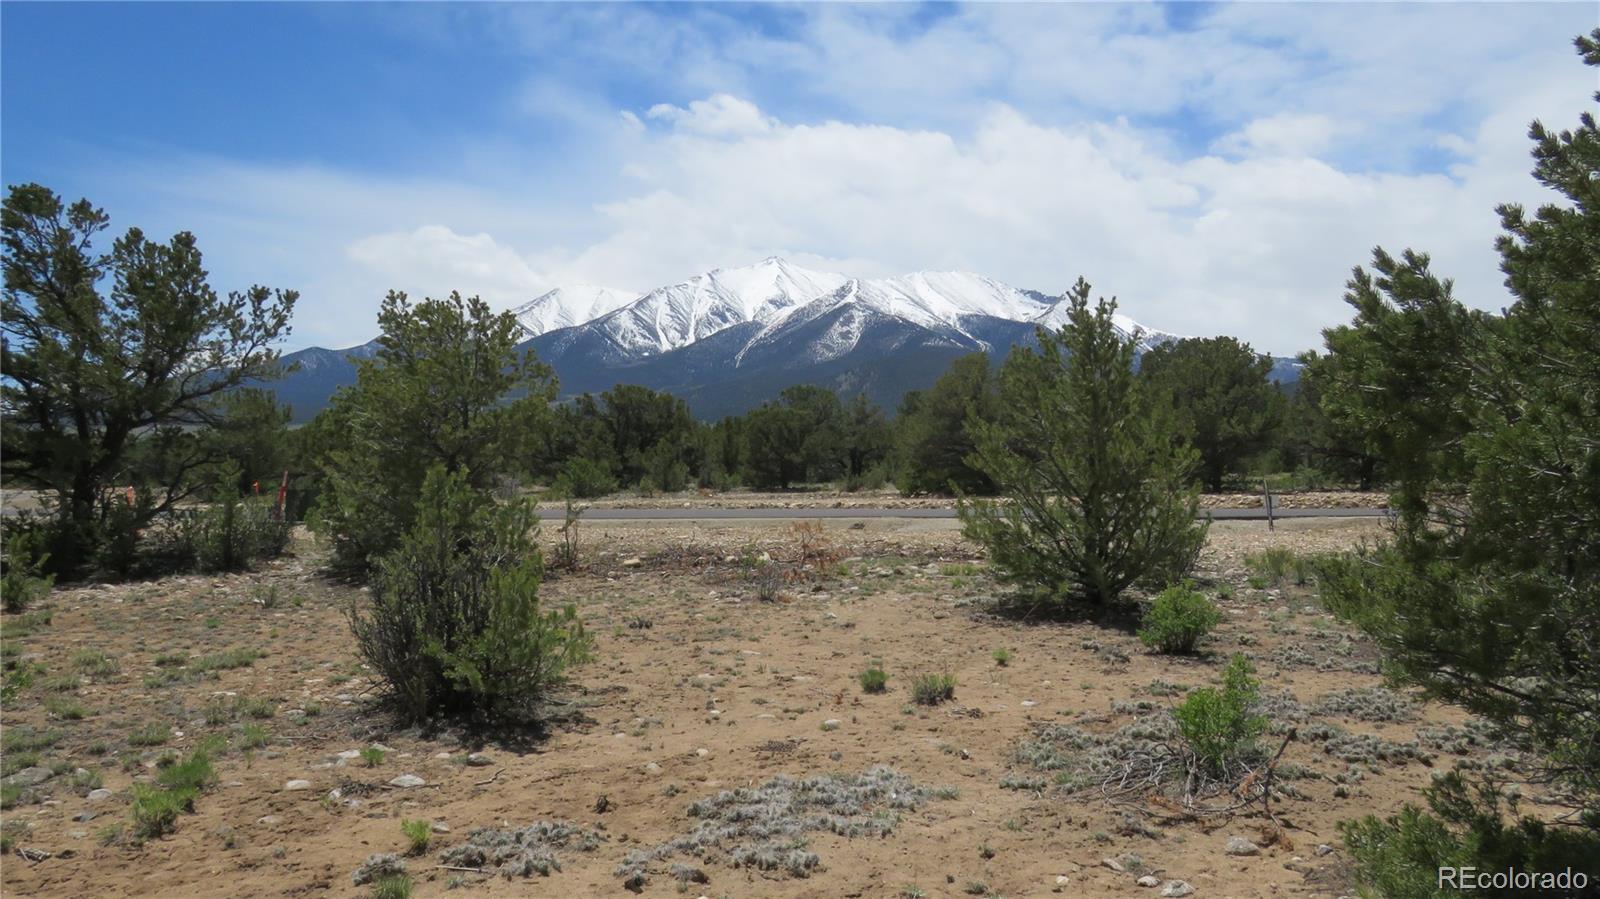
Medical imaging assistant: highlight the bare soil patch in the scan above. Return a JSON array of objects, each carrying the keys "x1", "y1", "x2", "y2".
[{"x1": 3, "y1": 516, "x2": 1530, "y2": 898}]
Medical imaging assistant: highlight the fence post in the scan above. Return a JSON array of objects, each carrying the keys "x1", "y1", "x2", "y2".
[{"x1": 1262, "y1": 479, "x2": 1275, "y2": 531}]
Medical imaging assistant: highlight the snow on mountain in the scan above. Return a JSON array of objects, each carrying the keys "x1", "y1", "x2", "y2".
[
  {"x1": 512, "y1": 285, "x2": 637, "y2": 338},
  {"x1": 588, "y1": 257, "x2": 850, "y2": 356},
  {"x1": 737, "y1": 271, "x2": 1049, "y2": 365},
  {"x1": 1032, "y1": 300, "x2": 1186, "y2": 352}
]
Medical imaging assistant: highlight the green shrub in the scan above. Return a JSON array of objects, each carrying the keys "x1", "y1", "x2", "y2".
[
  {"x1": 1138, "y1": 585, "x2": 1223, "y2": 654},
  {"x1": 131, "y1": 784, "x2": 188, "y2": 839},
  {"x1": 400, "y1": 819, "x2": 431, "y2": 855},
  {"x1": 992, "y1": 648, "x2": 1012, "y2": 667},
  {"x1": 859, "y1": 664, "x2": 889, "y2": 694},
  {"x1": 360, "y1": 746, "x2": 386, "y2": 767},
  {"x1": 2, "y1": 532, "x2": 54, "y2": 613},
  {"x1": 350, "y1": 465, "x2": 594, "y2": 724},
  {"x1": 553, "y1": 457, "x2": 617, "y2": 500},
  {"x1": 191, "y1": 470, "x2": 290, "y2": 573},
  {"x1": 1244, "y1": 548, "x2": 1295, "y2": 584},
  {"x1": 128, "y1": 722, "x2": 172, "y2": 746},
  {"x1": 1173, "y1": 654, "x2": 1265, "y2": 775},
  {"x1": 911, "y1": 673, "x2": 957, "y2": 706}
]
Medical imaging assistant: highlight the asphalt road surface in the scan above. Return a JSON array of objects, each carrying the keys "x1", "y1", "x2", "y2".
[{"x1": 541, "y1": 506, "x2": 1388, "y2": 521}]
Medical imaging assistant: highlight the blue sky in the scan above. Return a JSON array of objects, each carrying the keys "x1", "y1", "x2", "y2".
[{"x1": 3, "y1": 2, "x2": 1595, "y2": 353}]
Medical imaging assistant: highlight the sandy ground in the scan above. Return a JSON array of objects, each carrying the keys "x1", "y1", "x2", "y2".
[{"x1": 2, "y1": 515, "x2": 1534, "y2": 899}]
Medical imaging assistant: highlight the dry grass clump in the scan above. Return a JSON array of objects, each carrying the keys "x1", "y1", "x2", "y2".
[
  {"x1": 351, "y1": 853, "x2": 407, "y2": 886},
  {"x1": 613, "y1": 766, "x2": 942, "y2": 887},
  {"x1": 438, "y1": 820, "x2": 603, "y2": 878}
]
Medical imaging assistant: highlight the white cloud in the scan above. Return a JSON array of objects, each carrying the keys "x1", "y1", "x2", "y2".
[
  {"x1": 646, "y1": 94, "x2": 774, "y2": 137},
  {"x1": 58, "y1": 3, "x2": 1596, "y2": 356}
]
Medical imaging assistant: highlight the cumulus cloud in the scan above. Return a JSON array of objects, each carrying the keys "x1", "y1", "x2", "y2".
[{"x1": 54, "y1": 3, "x2": 1596, "y2": 354}]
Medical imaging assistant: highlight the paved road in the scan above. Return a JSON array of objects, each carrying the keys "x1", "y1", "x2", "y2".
[{"x1": 541, "y1": 506, "x2": 1388, "y2": 522}]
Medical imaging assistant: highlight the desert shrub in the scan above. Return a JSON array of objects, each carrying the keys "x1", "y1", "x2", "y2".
[
  {"x1": 911, "y1": 673, "x2": 956, "y2": 705},
  {"x1": 372, "y1": 874, "x2": 413, "y2": 899},
  {"x1": 440, "y1": 820, "x2": 602, "y2": 878},
  {"x1": 1173, "y1": 654, "x2": 1266, "y2": 775},
  {"x1": 843, "y1": 462, "x2": 890, "y2": 493},
  {"x1": 959, "y1": 283, "x2": 1206, "y2": 606},
  {"x1": 360, "y1": 746, "x2": 386, "y2": 767},
  {"x1": 1, "y1": 533, "x2": 53, "y2": 614},
  {"x1": 1138, "y1": 585, "x2": 1222, "y2": 654},
  {"x1": 350, "y1": 465, "x2": 593, "y2": 723},
  {"x1": 859, "y1": 664, "x2": 889, "y2": 694},
  {"x1": 352, "y1": 853, "x2": 407, "y2": 886},
  {"x1": 552, "y1": 457, "x2": 616, "y2": 500},
  {"x1": 992, "y1": 647, "x2": 1012, "y2": 666},
  {"x1": 1341, "y1": 772, "x2": 1600, "y2": 899}
]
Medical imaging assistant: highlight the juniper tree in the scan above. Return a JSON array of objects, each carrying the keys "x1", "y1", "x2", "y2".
[
  {"x1": 959, "y1": 279, "x2": 1207, "y2": 606},
  {"x1": 1, "y1": 184, "x2": 295, "y2": 576},
  {"x1": 312, "y1": 291, "x2": 554, "y2": 573},
  {"x1": 894, "y1": 352, "x2": 999, "y2": 495}
]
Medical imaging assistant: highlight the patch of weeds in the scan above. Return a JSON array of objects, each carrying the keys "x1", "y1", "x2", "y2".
[
  {"x1": 194, "y1": 647, "x2": 263, "y2": 672},
  {"x1": 153, "y1": 651, "x2": 189, "y2": 667},
  {"x1": 1174, "y1": 654, "x2": 1266, "y2": 776},
  {"x1": 239, "y1": 723, "x2": 270, "y2": 749},
  {"x1": 128, "y1": 722, "x2": 173, "y2": 747},
  {"x1": 1246, "y1": 575, "x2": 1269, "y2": 590},
  {"x1": 941, "y1": 563, "x2": 981, "y2": 577},
  {"x1": 2, "y1": 751, "x2": 40, "y2": 777},
  {"x1": 3, "y1": 726, "x2": 61, "y2": 753},
  {"x1": 440, "y1": 820, "x2": 602, "y2": 877},
  {"x1": 203, "y1": 697, "x2": 232, "y2": 725},
  {"x1": 992, "y1": 648, "x2": 1012, "y2": 667},
  {"x1": 1322, "y1": 733, "x2": 1433, "y2": 766},
  {"x1": 964, "y1": 881, "x2": 989, "y2": 895},
  {"x1": 0, "y1": 782, "x2": 31, "y2": 809},
  {"x1": 37, "y1": 673, "x2": 81, "y2": 693},
  {"x1": 401, "y1": 819, "x2": 432, "y2": 855},
  {"x1": 858, "y1": 663, "x2": 889, "y2": 694},
  {"x1": 0, "y1": 819, "x2": 28, "y2": 853},
  {"x1": 68, "y1": 768, "x2": 104, "y2": 795},
  {"x1": 360, "y1": 746, "x2": 387, "y2": 767},
  {"x1": 203, "y1": 617, "x2": 220, "y2": 629},
  {"x1": 145, "y1": 668, "x2": 206, "y2": 688},
  {"x1": 613, "y1": 767, "x2": 945, "y2": 884},
  {"x1": 71, "y1": 650, "x2": 119, "y2": 679},
  {"x1": 233, "y1": 695, "x2": 276, "y2": 719},
  {"x1": 911, "y1": 673, "x2": 956, "y2": 706}
]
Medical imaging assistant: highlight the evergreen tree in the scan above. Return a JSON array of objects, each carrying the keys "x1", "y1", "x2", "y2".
[
  {"x1": 894, "y1": 352, "x2": 998, "y2": 495},
  {"x1": 1140, "y1": 336, "x2": 1280, "y2": 491},
  {"x1": 1323, "y1": 30, "x2": 1600, "y2": 875},
  {"x1": 959, "y1": 280, "x2": 1207, "y2": 606},
  {"x1": 314, "y1": 291, "x2": 554, "y2": 573},
  {"x1": 1, "y1": 184, "x2": 296, "y2": 576}
]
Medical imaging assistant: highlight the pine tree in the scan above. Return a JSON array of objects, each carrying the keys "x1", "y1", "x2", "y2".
[
  {"x1": 1140, "y1": 336, "x2": 1280, "y2": 491},
  {"x1": 959, "y1": 279, "x2": 1207, "y2": 606},
  {"x1": 1323, "y1": 30, "x2": 1600, "y2": 872}
]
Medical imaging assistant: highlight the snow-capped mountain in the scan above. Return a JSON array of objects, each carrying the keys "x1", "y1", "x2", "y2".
[
  {"x1": 269, "y1": 257, "x2": 1292, "y2": 421},
  {"x1": 512, "y1": 285, "x2": 637, "y2": 338},
  {"x1": 1032, "y1": 301, "x2": 1187, "y2": 354}
]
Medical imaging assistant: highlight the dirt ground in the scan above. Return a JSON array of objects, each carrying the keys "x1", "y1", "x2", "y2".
[{"x1": 2, "y1": 514, "x2": 1533, "y2": 898}]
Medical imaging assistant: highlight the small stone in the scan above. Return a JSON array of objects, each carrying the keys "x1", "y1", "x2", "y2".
[
  {"x1": 1056, "y1": 875, "x2": 1071, "y2": 886},
  {"x1": 1315, "y1": 843, "x2": 1334, "y2": 857},
  {"x1": 257, "y1": 815, "x2": 281, "y2": 825},
  {"x1": 464, "y1": 753, "x2": 492, "y2": 767},
  {"x1": 336, "y1": 749, "x2": 362, "y2": 760},
  {"x1": 821, "y1": 718, "x2": 842, "y2": 730},
  {"x1": 932, "y1": 610, "x2": 949, "y2": 619},
  {"x1": 1138, "y1": 875, "x2": 1161, "y2": 887},
  {"x1": 644, "y1": 762, "x2": 661, "y2": 774},
  {"x1": 86, "y1": 789, "x2": 113, "y2": 803},
  {"x1": 282, "y1": 779, "x2": 312, "y2": 791},
  {"x1": 694, "y1": 748, "x2": 710, "y2": 758},
  {"x1": 68, "y1": 830, "x2": 87, "y2": 840},
  {"x1": 1161, "y1": 881, "x2": 1196, "y2": 898},
  {"x1": 73, "y1": 811, "x2": 95, "y2": 823},
  {"x1": 622, "y1": 557, "x2": 643, "y2": 567},
  {"x1": 1021, "y1": 700, "x2": 1037, "y2": 708},
  {"x1": 388, "y1": 774, "x2": 425, "y2": 788},
  {"x1": 431, "y1": 822, "x2": 451, "y2": 834},
  {"x1": 1101, "y1": 858, "x2": 1126, "y2": 873},
  {"x1": 1225, "y1": 836, "x2": 1261, "y2": 856}
]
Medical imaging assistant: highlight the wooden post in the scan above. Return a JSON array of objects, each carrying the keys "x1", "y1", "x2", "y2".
[
  {"x1": 276, "y1": 470, "x2": 290, "y2": 520},
  {"x1": 1262, "y1": 479, "x2": 1275, "y2": 531}
]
